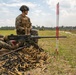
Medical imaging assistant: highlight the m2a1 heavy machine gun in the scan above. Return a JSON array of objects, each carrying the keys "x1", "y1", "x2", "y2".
[
  {"x1": 0, "y1": 29, "x2": 67, "y2": 57},
  {"x1": 7, "y1": 29, "x2": 66, "y2": 51}
]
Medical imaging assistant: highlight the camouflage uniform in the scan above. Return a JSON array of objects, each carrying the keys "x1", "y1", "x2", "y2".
[
  {"x1": 0, "y1": 40, "x2": 13, "y2": 50},
  {"x1": 15, "y1": 14, "x2": 31, "y2": 35},
  {"x1": 0, "y1": 36, "x2": 18, "y2": 50},
  {"x1": 15, "y1": 5, "x2": 32, "y2": 35}
]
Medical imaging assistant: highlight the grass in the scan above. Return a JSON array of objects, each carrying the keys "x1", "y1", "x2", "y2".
[
  {"x1": 0, "y1": 30, "x2": 16, "y2": 35},
  {"x1": 39, "y1": 30, "x2": 76, "y2": 68},
  {"x1": 0, "y1": 30, "x2": 76, "y2": 74}
]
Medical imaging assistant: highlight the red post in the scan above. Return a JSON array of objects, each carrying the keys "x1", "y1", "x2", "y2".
[{"x1": 55, "y1": 2, "x2": 59, "y2": 55}]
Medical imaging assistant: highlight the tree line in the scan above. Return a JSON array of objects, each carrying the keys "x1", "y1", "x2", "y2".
[
  {"x1": 0, "y1": 26, "x2": 76, "y2": 30},
  {"x1": 0, "y1": 26, "x2": 15, "y2": 30}
]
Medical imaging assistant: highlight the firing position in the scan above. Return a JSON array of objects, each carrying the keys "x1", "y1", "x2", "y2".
[{"x1": 0, "y1": 35, "x2": 19, "y2": 50}]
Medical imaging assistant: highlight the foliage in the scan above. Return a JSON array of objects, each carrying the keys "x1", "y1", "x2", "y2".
[
  {"x1": 0, "y1": 26, "x2": 15, "y2": 30},
  {"x1": 0, "y1": 26, "x2": 76, "y2": 32}
]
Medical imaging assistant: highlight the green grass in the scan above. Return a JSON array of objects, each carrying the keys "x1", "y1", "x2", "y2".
[{"x1": 0, "y1": 30, "x2": 16, "y2": 35}]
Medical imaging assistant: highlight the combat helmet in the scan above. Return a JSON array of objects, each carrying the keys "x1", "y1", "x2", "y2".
[{"x1": 19, "y1": 5, "x2": 29, "y2": 11}]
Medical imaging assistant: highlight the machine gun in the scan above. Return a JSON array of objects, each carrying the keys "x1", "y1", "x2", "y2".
[
  {"x1": 8, "y1": 34, "x2": 66, "y2": 40},
  {"x1": 7, "y1": 34, "x2": 66, "y2": 50},
  {"x1": 0, "y1": 34, "x2": 66, "y2": 57}
]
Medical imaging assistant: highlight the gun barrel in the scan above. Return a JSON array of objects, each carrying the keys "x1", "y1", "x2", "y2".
[
  {"x1": 31, "y1": 36, "x2": 67, "y2": 39},
  {"x1": 8, "y1": 34, "x2": 67, "y2": 40}
]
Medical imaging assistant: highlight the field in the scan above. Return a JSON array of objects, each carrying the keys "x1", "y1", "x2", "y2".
[{"x1": 0, "y1": 30, "x2": 76, "y2": 75}]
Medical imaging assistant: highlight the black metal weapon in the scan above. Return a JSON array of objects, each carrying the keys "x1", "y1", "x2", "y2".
[{"x1": 0, "y1": 34, "x2": 66, "y2": 57}]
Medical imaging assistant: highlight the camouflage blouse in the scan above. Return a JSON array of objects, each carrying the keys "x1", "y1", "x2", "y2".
[{"x1": 15, "y1": 14, "x2": 32, "y2": 31}]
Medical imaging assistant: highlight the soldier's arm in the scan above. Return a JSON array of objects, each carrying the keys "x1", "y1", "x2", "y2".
[
  {"x1": 0, "y1": 35, "x2": 4, "y2": 41},
  {"x1": 0, "y1": 38, "x2": 4, "y2": 41},
  {"x1": 15, "y1": 16, "x2": 24, "y2": 30},
  {"x1": 28, "y1": 17, "x2": 32, "y2": 28}
]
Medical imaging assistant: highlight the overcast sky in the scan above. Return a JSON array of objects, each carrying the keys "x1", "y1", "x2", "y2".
[{"x1": 0, "y1": 0, "x2": 76, "y2": 27}]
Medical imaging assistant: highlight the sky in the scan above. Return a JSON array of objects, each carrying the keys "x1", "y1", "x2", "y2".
[{"x1": 0, "y1": 0, "x2": 76, "y2": 27}]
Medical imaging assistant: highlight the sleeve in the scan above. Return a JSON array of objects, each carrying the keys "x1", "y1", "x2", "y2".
[
  {"x1": 28, "y1": 17, "x2": 32, "y2": 28},
  {"x1": 15, "y1": 16, "x2": 24, "y2": 30}
]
